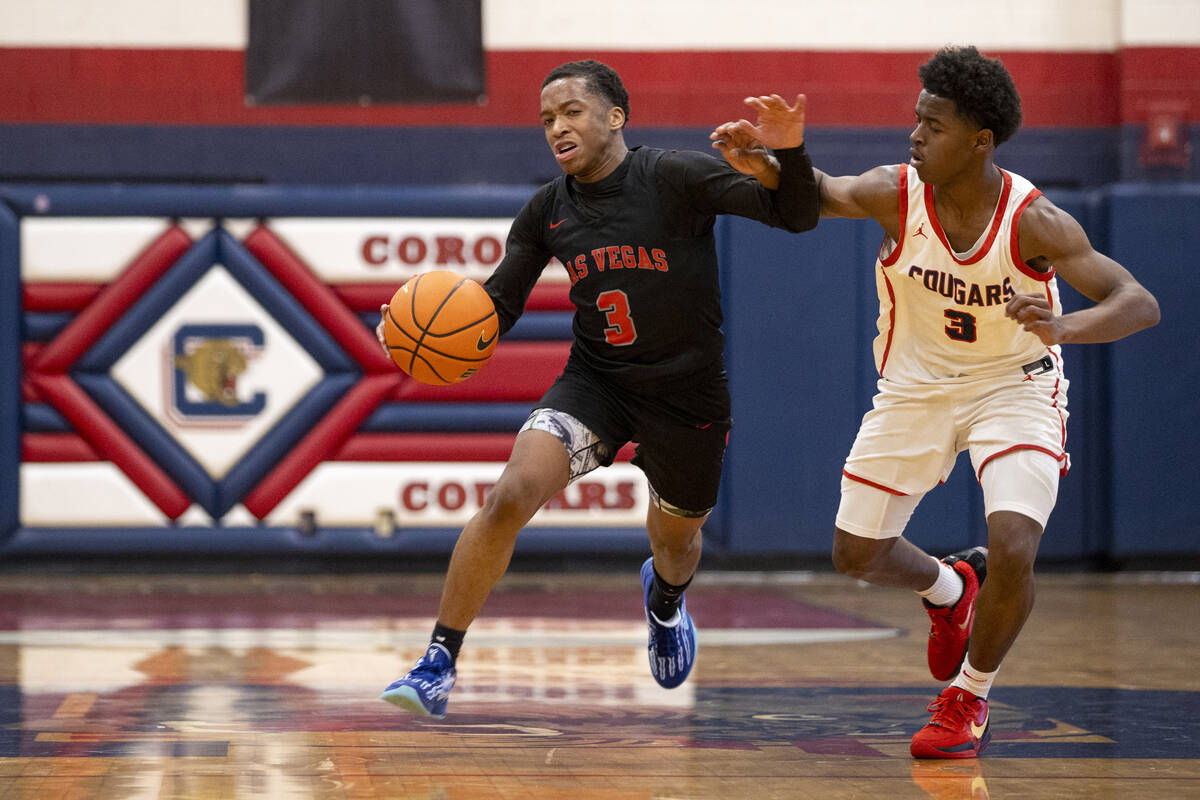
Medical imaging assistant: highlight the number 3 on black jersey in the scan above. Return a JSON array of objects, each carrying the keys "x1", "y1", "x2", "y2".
[{"x1": 597, "y1": 290, "x2": 638, "y2": 345}]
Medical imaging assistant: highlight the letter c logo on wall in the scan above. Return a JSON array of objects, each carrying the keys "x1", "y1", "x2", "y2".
[{"x1": 171, "y1": 324, "x2": 266, "y2": 420}]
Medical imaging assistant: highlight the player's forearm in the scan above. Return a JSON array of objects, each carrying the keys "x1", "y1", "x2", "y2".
[
  {"x1": 814, "y1": 170, "x2": 878, "y2": 220},
  {"x1": 483, "y1": 255, "x2": 543, "y2": 337},
  {"x1": 1057, "y1": 284, "x2": 1160, "y2": 344}
]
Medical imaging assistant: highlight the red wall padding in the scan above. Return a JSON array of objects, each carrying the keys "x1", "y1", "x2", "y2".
[
  {"x1": 334, "y1": 433, "x2": 635, "y2": 462},
  {"x1": 0, "y1": 48, "x2": 1147, "y2": 126},
  {"x1": 334, "y1": 281, "x2": 573, "y2": 312},
  {"x1": 392, "y1": 340, "x2": 571, "y2": 402}
]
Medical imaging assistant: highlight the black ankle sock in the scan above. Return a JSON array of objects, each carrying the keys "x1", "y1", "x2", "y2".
[
  {"x1": 431, "y1": 623, "x2": 466, "y2": 662},
  {"x1": 649, "y1": 567, "x2": 693, "y2": 621}
]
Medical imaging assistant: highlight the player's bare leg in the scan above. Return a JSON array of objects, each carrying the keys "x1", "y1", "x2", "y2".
[
  {"x1": 832, "y1": 528, "x2": 940, "y2": 590},
  {"x1": 436, "y1": 429, "x2": 571, "y2": 629},
  {"x1": 641, "y1": 502, "x2": 707, "y2": 688},
  {"x1": 835, "y1": 526, "x2": 986, "y2": 681},
  {"x1": 645, "y1": 504, "x2": 705, "y2": 586},
  {"x1": 966, "y1": 510, "x2": 1043, "y2": 671},
  {"x1": 382, "y1": 429, "x2": 570, "y2": 716},
  {"x1": 911, "y1": 512, "x2": 1040, "y2": 758}
]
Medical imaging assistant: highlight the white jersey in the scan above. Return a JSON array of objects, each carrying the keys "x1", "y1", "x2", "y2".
[{"x1": 873, "y1": 165, "x2": 1061, "y2": 383}]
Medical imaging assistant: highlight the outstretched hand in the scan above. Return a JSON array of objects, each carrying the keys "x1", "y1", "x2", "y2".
[
  {"x1": 713, "y1": 93, "x2": 806, "y2": 148},
  {"x1": 711, "y1": 93, "x2": 806, "y2": 181}
]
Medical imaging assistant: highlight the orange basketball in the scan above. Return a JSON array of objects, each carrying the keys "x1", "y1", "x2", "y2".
[{"x1": 382, "y1": 270, "x2": 498, "y2": 385}]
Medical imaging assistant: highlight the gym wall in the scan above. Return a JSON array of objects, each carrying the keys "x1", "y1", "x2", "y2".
[
  {"x1": 2, "y1": 183, "x2": 1195, "y2": 560},
  {"x1": 1, "y1": 0, "x2": 1196, "y2": 559}
]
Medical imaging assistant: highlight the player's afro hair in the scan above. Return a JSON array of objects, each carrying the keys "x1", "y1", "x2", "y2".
[
  {"x1": 919, "y1": 46, "x2": 1022, "y2": 145},
  {"x1": 543, "y1": 60, "x2": 630, "y2": 127}
]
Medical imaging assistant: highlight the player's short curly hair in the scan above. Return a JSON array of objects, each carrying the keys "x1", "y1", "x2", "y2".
[
  {"x1": 542, "y1": 60, "x2": 630, "y2": 127},
  {"x1": 918, "y1": 46, "x2": 1022, "y2": 145}
]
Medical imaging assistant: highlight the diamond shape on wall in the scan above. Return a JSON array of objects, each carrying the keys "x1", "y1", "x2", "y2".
[
  {"x1": 112, "y1": 266, "x2": 324, "y2": 479},
  {"x1": 71, "y1": 230, "x2": 359, "y2": 519}
]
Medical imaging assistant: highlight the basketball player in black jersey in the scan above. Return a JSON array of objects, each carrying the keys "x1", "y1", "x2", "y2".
[{"x1": 380, "y1": 60, "x2": 820, "y2": 717}]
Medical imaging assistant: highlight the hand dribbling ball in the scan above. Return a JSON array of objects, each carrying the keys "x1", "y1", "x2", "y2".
[{"x1": 382, "y1": 270, "x2": 498, "y2": 385}]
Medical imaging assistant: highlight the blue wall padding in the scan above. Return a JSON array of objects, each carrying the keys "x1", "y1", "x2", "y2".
[
  {"x1": 22, "y1": 312, "x2": 72, "y2": 341},
  {"x1": 0, "y1": 204, "x2": 19, "y2": 538},
  {"x1": 1106, "y1": 185, "x2": 1200, "y2": 556},
  {"x1": 363, "y1": 402, "x2": 533, "y2": 432},
  {"x1": 23, "y1": 404, "x2": 71, "y2": 433},
  {"x1": 0, "y1": 125, "x2": 1126, "y2": 188},
  {"x1": 496, "y1": 312, "x2": 575, "y2": 340},
  {"x1": 714, "y1": 215, "x2": 879, "y2": 554}
]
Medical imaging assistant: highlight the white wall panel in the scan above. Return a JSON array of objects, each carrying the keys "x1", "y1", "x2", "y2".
[
  {"x1": 0, "y1": 0, "x2": 245, "y2": 48},
  {"x1": 21, "y1": 463, "x2": 169, "y2": 525},
  {"x1": 8, "y1": 0, "x2": 1196, "y2": 50},
  {"x1": 22, "y1": 218, "x2": 175, "y2": 282}
]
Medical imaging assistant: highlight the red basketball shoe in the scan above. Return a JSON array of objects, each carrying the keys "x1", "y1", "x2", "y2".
[
  {"x1": 923, "y1": 547, "x2": 987, "y2": 681},
  {"x1": 910, "y1": 687, "x2": 991, "y2": 759}
]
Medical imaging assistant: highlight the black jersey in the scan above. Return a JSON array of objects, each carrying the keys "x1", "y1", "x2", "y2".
[{"x1": 484, "y1": 144, "x2": 819, "y2": 393}]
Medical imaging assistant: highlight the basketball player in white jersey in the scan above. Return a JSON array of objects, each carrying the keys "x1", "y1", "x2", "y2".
[{"x1": 713, "y1": 46, "x2": 1159, "y2": 757}]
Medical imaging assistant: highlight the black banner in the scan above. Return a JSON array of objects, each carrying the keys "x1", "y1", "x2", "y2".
[{"x1": 246, "y1": 0, "x2": 485, "y2": 105}]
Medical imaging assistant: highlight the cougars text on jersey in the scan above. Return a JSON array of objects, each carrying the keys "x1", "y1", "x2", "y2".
[{"x1": 902, "y1": 266, "x2": 1015, "y2": 307}]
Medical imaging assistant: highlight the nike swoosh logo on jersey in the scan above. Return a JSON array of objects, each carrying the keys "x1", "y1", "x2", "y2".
[
  {"x1": 476, "y1": 330, "x2": 497, "y2": 350},
  {"x1": 549, "y1": 218, "x2": 568, "y2": 229}
]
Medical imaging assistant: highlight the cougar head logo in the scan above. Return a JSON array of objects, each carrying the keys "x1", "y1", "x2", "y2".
[{"x1": 174, "y1": 340, "x2": 248, "y2": 406}]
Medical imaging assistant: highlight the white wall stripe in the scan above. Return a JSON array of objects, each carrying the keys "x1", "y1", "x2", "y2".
[
  {"x1": 2, "y1": 0, "x2": 1196, "y2": 50},
  {"x1": 485, "y1": 0, "x2": 1124, "y2": 51},
  {"x1": 1121, "y1": 0, "x2": 1200, "y2": 45},
  {"x1": 0, "y1": 0, "x2": 246, "y2": 48}
]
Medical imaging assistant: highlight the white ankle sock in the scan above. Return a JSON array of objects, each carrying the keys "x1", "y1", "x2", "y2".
[
  {"x1": 917, "y1": 557, "x2": 963, "y2": 607},
  {"x1": 951, "y1": 656, "x2": 997, "y2": 699}
]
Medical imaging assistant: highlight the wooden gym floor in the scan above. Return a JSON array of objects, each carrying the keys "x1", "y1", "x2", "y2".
[{"x1": 0, "y1": 563, "x2": 1197, "y2": 799}]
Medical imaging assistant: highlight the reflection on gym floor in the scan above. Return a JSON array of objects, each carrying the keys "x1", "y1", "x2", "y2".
[{"x1": 0, "y1": 569, "x2": 1197, "y2": 799}]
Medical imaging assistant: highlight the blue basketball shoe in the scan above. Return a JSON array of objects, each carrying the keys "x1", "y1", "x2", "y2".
[
  {"x1": 380, "y1": 643, "x2": 456, "y2": 718},
  {"x1": 641, "y1": 557, "x2": 697, "y2": 689}
]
